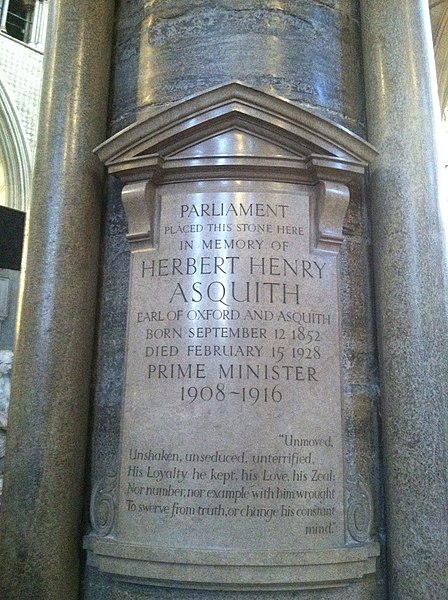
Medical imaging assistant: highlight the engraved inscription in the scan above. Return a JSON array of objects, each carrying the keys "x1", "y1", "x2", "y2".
[{"x1": 117, "y1": 188, "x2": 344, "y2": 551}]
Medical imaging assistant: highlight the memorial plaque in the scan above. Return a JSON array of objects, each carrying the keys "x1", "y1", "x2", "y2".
[
  {"x1": 86, "y1": 83, "x2": 379, "y2": 589},
  {"x1": 121, "y1": 184, "x2": 342, "y2": 549}
]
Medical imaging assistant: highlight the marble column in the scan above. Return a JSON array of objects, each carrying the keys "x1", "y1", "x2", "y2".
[
  {"x1": 0, "y1": 1, "x2": 114, "y2": 599},
  {"x1": 360, "y1": 1, "x2": 448, "y2": 598}
]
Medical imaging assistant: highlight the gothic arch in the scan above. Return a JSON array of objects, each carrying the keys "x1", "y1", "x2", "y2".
[{"x1": 0, "y1": 78, "x2": 32, "y2": 212}]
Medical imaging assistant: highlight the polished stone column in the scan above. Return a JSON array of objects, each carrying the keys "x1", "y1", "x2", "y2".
[
  {"x1": 0, "y1": 1, "x2": 114, "y2": 599},
  {"x1": 360, "y1": 1, "x2": 448, "y2": 598},
  {"x1": 112, "y1": 0, "x2": 366, "y2": 135}
]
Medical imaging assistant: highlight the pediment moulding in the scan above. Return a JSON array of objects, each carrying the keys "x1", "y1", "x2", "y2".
[
  {"x1": 95, "y1": 82, "x2": 377, "y2": 187},
  {"x1": 95, "y1": 83, "x2": 377, "y2": 253}
]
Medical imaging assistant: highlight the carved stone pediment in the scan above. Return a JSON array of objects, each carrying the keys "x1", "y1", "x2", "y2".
[
  {"x1": 95, "y1": 83, "x2": 377, "y2": 253},
  {"x1": 95, "y1": 82, "x2": 377, "y2": 186}
]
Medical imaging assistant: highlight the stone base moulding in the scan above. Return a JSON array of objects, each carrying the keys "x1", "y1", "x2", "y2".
[
  {"x1": 85, "y1": 537, "x2": 380, "y2": 591},
  {"x1": 86, "y1": 83, "x2": 379, "y2": 591}
]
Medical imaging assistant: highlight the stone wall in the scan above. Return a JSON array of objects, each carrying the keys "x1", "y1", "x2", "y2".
[{"x1": 0, "y1": 32, "x2": 43, "y2": 156}]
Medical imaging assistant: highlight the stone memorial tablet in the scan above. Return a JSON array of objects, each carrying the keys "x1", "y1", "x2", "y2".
[
  {"x1": 123, "y1": 184, "x2": 340, "y2": 548},
  {"x1": 86, "y1": 83, "x2": 380, "y2": 589}
]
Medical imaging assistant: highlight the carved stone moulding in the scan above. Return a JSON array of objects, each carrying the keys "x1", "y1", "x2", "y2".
[
  {"x1": 86, "y1": 82, "x2": 379, "y2": 590},
  {"x1": 95, "y1": 82, "x2": 376, "y2": 253},
  {"x1": 85, "y1": 537, "x2": 379, "y2": 591},
  {"x1": 96, "y1": 85, "x2": 373, "y2": 184}
]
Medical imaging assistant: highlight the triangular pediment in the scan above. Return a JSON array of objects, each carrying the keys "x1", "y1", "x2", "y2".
[
  {"x1": 170, "y1": 129, "x2": 305, "y2": 159},
  {"x1": 95, "y1": 82, "x2": 376, "y2": 167}
]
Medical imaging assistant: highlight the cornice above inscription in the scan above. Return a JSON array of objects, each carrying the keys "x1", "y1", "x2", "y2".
[{"x1": 95, "y1": 82, "x2": 377, "y2": 186}]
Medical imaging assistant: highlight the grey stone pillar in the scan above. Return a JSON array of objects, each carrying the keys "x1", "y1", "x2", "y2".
[
  {"x1": 112, "y1": 0, "x2": 366, "y2": 135},
  {"x1": 0, "y1": 1, "x2": 114, "y2": 599},
  {"x1": 360, "y1": 1, "x2": 448, "y2": 598}
]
